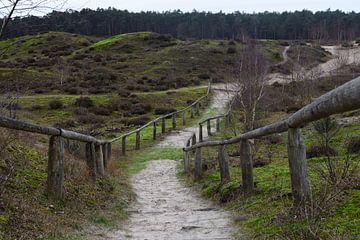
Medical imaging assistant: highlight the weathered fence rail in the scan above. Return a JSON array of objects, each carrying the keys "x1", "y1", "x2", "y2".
[
  {"x1": 0, "y1": 82, "x2": 212, "y2": 199},
  {"x1": 110, "y1": 82, "x2": 212, "y2": 154},
  {"x1": 198, "y1": 91, "x2": 238, "y2": 141},
  {"x1": 183, "y1": 76, "x2": 360, "y2": 210}
]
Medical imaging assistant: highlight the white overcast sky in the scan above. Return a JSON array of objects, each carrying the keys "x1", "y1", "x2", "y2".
[{"x1": 62, "y1": 0, "x2": 359, "y2": 13}]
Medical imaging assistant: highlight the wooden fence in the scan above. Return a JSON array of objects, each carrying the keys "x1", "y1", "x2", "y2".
[
  {"x1": 0, "y1": 82, "x2": 212, "y2": 199},
  {"x1": 197, "y1": 91, "x2": 238, "y2": 142},
  {"x1": 183, "y1": 76, "x2": 360, "y2": 211}
]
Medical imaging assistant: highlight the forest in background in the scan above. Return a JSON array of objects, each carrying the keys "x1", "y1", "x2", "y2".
[{"x1": 3, "y1": 8, "x2": 360, "y2": 41}]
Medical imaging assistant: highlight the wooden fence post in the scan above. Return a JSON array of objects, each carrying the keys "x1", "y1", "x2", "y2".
[
  {"x1": 184, "y1": 151, "x2": 190, "y2": 174},
  {"x1": 240, "y1": 139, "x2": 254, "y2": 193},
  {"x1": 47, "y1": 135, "x2": 65, "y2": 199},
  {"x1": 95, "y1": 144, "x2": 105, "y2": 176},
  {"x1": 153, "y1": 121, "x2": 157, "y2": 140},
  {"x1": 216, "y1": 118, "x2": 220, "y2": 132},
  {"x1": 172, "y1": 114, "x2": 177, "y2": 129},
  {"x1": 196, "y1": 103, "x2": 200, "y2": 115},
  {"x1": 207, "y1": 119, "x2": 211, "y2": 136},
  {"x1": 199, "y1": 124, "x2": 203, "y2": 142},
  {"x1": 182, "y1": 112, "x2": 186, "y2": 125},
  {"x1": 192, "y1": 133, "x2": 197, "y2": 145},
  {"x1": 190, "y1": 108, "x2": 194, "y2": 118},
  {"x1": 102, "y1": 144, "x2": 108, "y2": 165},
  {"x1": 161, "y1": 117, "x2": 166, "y2": 134},
  {"x1": 107, "y1": 143, "x2": 112, "y2": 162},
  {"x1": 194, "y1": 147, "x2": 202, "y2": 180},
  {"x1": 135, "y1": 131, "x2": 141, "y2": 150},
  {"x1": 85, "y1": 142, "x2": 97, "y2": 182},
  {"x1": 218, "y1": 145, "x2": 230, "y2": 184},
  {"x1": 225, "y1": 114, "x2": 230, "y2": 128},
  {"x1": 287, "y1": 128, "x2": 311, "y2": 212},
  {"x1": 121, "y1": 136, "x2": 126, "y2": 155}
]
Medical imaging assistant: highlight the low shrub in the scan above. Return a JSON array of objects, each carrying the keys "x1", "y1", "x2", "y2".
[
  {"x1": 30, "y1": 105, "x2": 43, "y2": 111},
  {"x1": 125, "y1": 116, "x2": 151, "y2": 126},
  {"x1": 130, "y1": 103, "x2": 152, "y2": 115},
  {"x1": 306, "y1": 145, "x2": 338, "y2": 159},
  {"x1": 77, "y1": 114, "x2": 104, "y2": 124},
  {"x1": 154, "y1": 108, "x2": 176, "y2": 115},
  {"x1": 73, "y1": 107, "x2": 89, "y2": 115},
  {"x1": 54, "y1": 119, "x2": 77, "y2": 128},
  {"x1": 227, "y1": 47, "x2": 237, "y2": 54},
  {"x1": 347, "y1": 136, "x2": 360, "y2": 154},
  {"x1": 64, "y1": 87, "x2": 82, "y2": 95},
  {"x1": 74, "y1": 96, "x2": 94, "y2": 108},
  {"x1": 48, "y1": 99, "x2": 64, "y2": 110},
  {"x1": 108, "y1": 99, "x2": 132, "y2": 111},
  {"x1": 90, "y1": 106, "x2": 112, "y2": 116},
  {"x1": 198, "y1": 73, "x2": 210, "y2": 80}
]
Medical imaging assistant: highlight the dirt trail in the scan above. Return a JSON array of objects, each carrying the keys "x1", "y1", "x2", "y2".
[
  {"x1": 158, "y1": 85, "x2": 233, "y2": 148},
  {"x1": 268, "y1": 45, "x2": 360, "y2": 85},
  {"x1": 107, "y1": 86, "x2": 239, "y2": 239}
]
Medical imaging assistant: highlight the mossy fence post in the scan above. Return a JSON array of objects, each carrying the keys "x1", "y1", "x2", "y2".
[
  {"x1": 194, "y1": 147, "x2": 202, "y2": 180},
  {"x1": 95, "y1": 144, "x2": 105, "y2": 175},
  {"x1": 135, "y1": 131, "x2": 141, "y2": 150},
  {"x1": 287, "y1": 128, "x2": 311, "y2": 212},
  {"x1": 218, "y1": 145, "x2": 230, "y2": 184},
  {"x1": 153, "y1": 121, "x2": 157, "y2": 140},
  {"x1": 199, "y1": 124, "x2": 203, "y2": 142},
  {"x1": 47, "y1": 135, "x2": 65, "y2": 199},
  {"x1": 85, "y1": 142, "x2": 97, "y2": 182},
  {"x1": 240, "y1": 139, "x2": 254, "y2": 193}
]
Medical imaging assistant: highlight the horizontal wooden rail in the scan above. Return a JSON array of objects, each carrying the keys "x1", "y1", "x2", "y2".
[
  {"x1": 0, "y1": 81, "x2": 212, "y2": 199},
  {"x1": 183, "y1": 76, "x2": 360, "y2": 213},
  {"x1": 0, "y1": 116, "x2": 106, "y2": 144},
  {"x1": 185, "y1": 76, "x2": 360, "y2": 151},
  {"x1": 109, "y1": 81, "x2": 212, "y2": 144}
]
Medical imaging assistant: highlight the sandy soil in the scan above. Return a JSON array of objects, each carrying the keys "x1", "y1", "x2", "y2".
[
  {"x1": 106, "y1": 86, "x2": 239, "y2": 240},
  {"x1": 108, "y1": 160, "x2": 237, "y2": 239},
  {"x1": 158, "y1": 86, "x2": 233, "y2": 148},
  {"x1": 267, "y1": 45, "x2": 360, "y2": 85}
]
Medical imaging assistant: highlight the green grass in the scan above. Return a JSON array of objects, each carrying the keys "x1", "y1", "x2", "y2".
[
  {"x1": 90, "y1": 32, "x2": 152, "y2": 50},
  {"x1": 184, "y1": 109, "x2": 360, "y2": 239},
  {"x1": 123, "y1": 147, "x2": 183, "y2": 174}
]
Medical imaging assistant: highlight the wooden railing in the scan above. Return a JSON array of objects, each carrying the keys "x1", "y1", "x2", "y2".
[
  {"x1": 0, "y1": 82, "x2": 212, "y2": 199},
  {"x1": 109, "y1": 82, "x2": 212, "y2": 154},
  {"x1": 183, "y1": 76, "x2": 360, "y2": 210},
  {"x1": 197, "y1": 91, "x2": 238, "y2": 142}
]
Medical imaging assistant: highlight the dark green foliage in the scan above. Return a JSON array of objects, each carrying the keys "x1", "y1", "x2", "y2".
[
  {"x1": 306, "y1": 145, "x2": 338, "y2": 159},
  {"x1": 347, "y1": 136, "x2": 360, "y2": 154},
  {"x1": 226, "y1": 47, "x2": 236, "y2": 54},
  {"x1": 125, "y1": 116, "x2": 151, "y2": 126},
  {"x1": 154, "y1": 108, "x2": 176, "y2": 115},
  {"x1": 74, "y1": 97, "x2": 94, "y2": 108},
  {"x1": 4, "y1": 9, "x2": 360, "y2": 41},
  {"x1": 48, "y1": 99, "x2": 64, "y2": 109}
]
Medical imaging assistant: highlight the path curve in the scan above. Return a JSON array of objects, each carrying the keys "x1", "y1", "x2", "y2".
[{"x1": 109, "y1": 87, "x2": 238, "y2": 239}]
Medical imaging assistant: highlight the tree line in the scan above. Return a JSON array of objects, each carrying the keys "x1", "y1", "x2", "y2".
[{"x1": 4, "y1": 8, "x2": 360, "y2": 41}]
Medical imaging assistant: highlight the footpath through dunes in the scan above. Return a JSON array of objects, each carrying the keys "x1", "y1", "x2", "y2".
[{"x1": 109, "y1": 86, "x2": 239, "y2": 240}]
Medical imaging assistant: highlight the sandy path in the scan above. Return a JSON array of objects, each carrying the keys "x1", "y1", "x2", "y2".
[
  {"x1": 158, "y1": 86, "x2": 233, "y2": 148},
  {"x1": 108, "y1": 86, "x2": 238, "y2": 240},
  {"x1": 268, "y1": 45, "x2": 360, "y2": 85}
]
